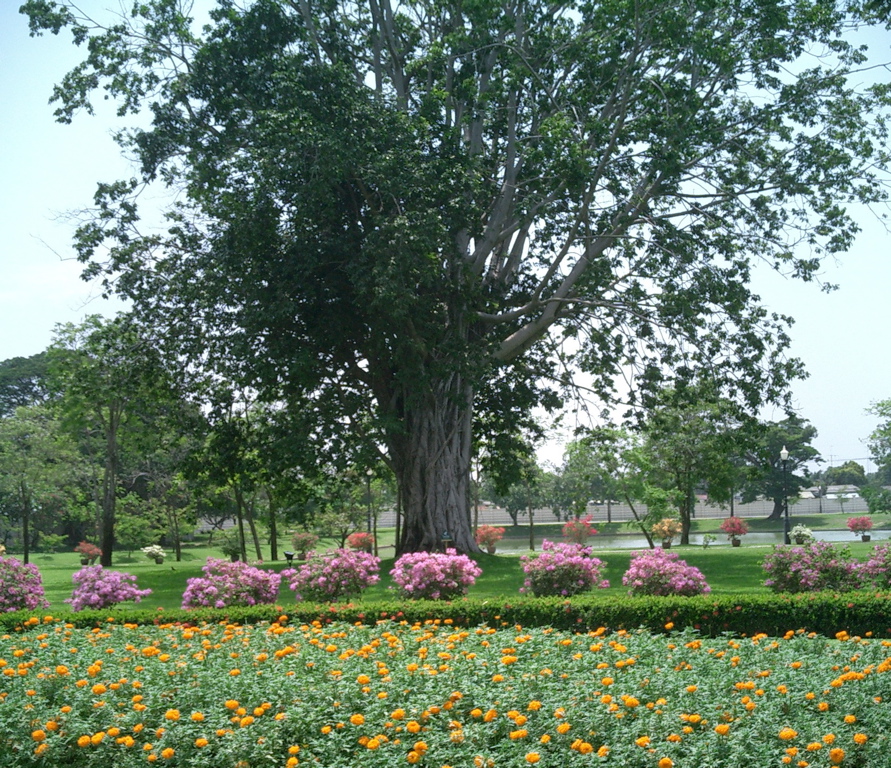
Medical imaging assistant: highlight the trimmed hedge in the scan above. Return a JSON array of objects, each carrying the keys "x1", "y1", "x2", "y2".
[{"x1": 5, "y1": 591, "x2": 891, "y2": 637}]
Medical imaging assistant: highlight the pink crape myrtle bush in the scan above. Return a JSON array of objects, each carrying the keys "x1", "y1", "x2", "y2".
[
  {"x1": 761, "y1": 542, "x2": 864, "y2": 593},
  {"x1": 390, "y1": 549, "x2": 482, "y2": 600},
  {"x1": 0, "y1": 556, "x2": 49, "y2": 612},
  {"x1": 863, "y1": 543, "x2": 891, "y2": 588},
  {"x1": 520, "y1": 540, "x2": 609, "y2": 597},
  {"x1": 622, "y1": 548, "x2": 710, "y2": 596},
  {"x1": 846, "y1": 516, "x2": 873, "y2": 535},
  {"x1": 66, "y1": 565, "x2": 151, "y2": 611},
  {"x1": 182, "y1": 558, "x2": 282, "y2": 609},
  {"x1": 283, "y1": 548, "x2": 380, "y2": 602}
]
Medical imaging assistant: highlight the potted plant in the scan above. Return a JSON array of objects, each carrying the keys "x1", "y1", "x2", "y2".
[
  {"x1": 474, "y1": 525, "x2": 506, "y2": 554},
  {"x1": 562, "y1": 516, "x2": 598, "y2": 545},
  {"x1": 219, "y1": 533, "x2": 242, "y2": 562},
  {"x1": 791, "y1": 524, "x2": 815, "y2": 545},
  {"x1": 346, "y1": 531, "x2": 375, "y2": 553},
  {"x1": 719, "y1": 516, "x2": 749, "y2": 547},
  {"x1": 74, "y1": 541, "x2": 101, "y2": 566},
  {"x1": 651, "y1": 518, "x2": 682, "y2": 548},
  {"x1": 847, "y1": 516, "x2": 873, "y2": 542},
  {"x1": 141, "y1": 544, "x2": 166, "y2": 564},
  {"x1": 291, "y1": 531, "x2": 320, "y2": 560}
]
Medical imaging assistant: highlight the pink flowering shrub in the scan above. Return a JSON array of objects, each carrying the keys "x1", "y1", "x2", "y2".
[
  {"x1": 346, "y1": 532, "x2": 375, "y2": 551},
  {"x1": 622, "y1": 548, "x2": 710, "y2": 596},
  {"x1": 390, "y1": 549, "x2": 482, "y2": 600},
  {"x1": 182, "y1": 558, "x2": 282, "y2": 609},
  {"x1": 520, "y1": 540, "x2": 609, "y2": 597},
  {"x1": 719, "y1": 516, "x2": 749, "y2": 541},
  {"x1": 562, "y1": 515, "x2": 598, "y2": 544},
  {"x1": 0, "y1": 556, "x2": 49, "y2": 612},
  {"x1": 846, "y1": 516, "x2": 873, "y2": 535},
  {"x1": 66, "y1": 565, "x2": 151, "y2": 611},
  {"x1": 283, "y1": 548, "x2": 380, "y2": 602},
  {"x1": 863, "y1": 543, "x2": 891, "y2": 588},
  {"x1": 761, "y1": 542, "x2": 864, "y2": 593}
]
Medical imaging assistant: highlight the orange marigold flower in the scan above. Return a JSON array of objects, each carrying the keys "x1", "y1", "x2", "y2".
[
  {"x1": 164, "y1": 709, "x2": 180, "y2": 721},
  {"x1": 829, "y1": 747, "x2": 845, "y2": 764},
  {"x1": 844, "y1": 715, "x2": 857, "y2": 724},
  {"x1": 406, "y1": 751, "x2": 421, "y2": 764},
  {"x1": 853, "y1": 734, "x2": 868, "y2": 745},
  {"x1": 350, "y1": 714, "x2": 365, "y2": 726},
  {"x1": 635, "y1": 736, "x2": 650, "y2": 748},
  {"x1": 525, "y1": 753, "x2": 541, "y2": 764},
  {"x1": 779, "y1": 728, "x2": 798, "y2": 741},
  {"x1": 659, "y1": 759, "x2": 674, "y2": 768},
  {"x1": 195, "y1": 738, "x2": 209, "y2": 748},
  {"x1": 31, "y1": 730, "x2": 46, "y2": 742},
  {"x1": 161, "y1": 747, "x2": 175, "y2": 759},
  {"x1": 714, "y1": 724, "x2": 730, "y2": 736}
]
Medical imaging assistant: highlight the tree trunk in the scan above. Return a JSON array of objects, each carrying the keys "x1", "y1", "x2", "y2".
[
  {"x1": 389, "y1": 375, "x2": 478, "y2": 554},
  {"x1": 20, "y1": 481, "x2": 31, "y2": 566},
  {"x1": 765, "y1": 497, "x2": 784, "y2": 521},
  {"x1": 268, "y1": 490, "x2": 279, "y2": 561},
  {"x1": 100, "y1": 419, "x2": 119, "y2": 568}
]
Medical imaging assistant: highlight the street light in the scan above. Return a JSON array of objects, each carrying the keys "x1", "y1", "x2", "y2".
[
  {"x1": 284, "y1": 551, "x2": 295, "y2": 566},
  {"x1": 365, "y1": 468, "x2": 374, "y2": 534},
  {"x1": 780, "y1": 446, "x2": 790, "y2": 544}
]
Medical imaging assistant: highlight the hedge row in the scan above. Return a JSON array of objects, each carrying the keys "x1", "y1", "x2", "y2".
[{"x1": 4, "y1": 591, "x2": 891, "y2": 637}]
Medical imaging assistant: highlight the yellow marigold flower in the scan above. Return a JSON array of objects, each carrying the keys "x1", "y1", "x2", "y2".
[
  {"x1": 164, "y1": 709, "x2": 180, "y2": 721},
  {"x1": 367, "y1": 738, "x2": 381, "y2": 750},
  {"x1": 597, "y1": 745, "x2": 610, "y2": 757},
  {"x1": 829, "y1": 747, "x2": 845, "y2": 764},
  {"x1": 195, "y1": 738, "x2": 209, "y2": 748},
  {"x1": 357, "y1": 674, "x2": 371, "y2": 684},
  {"x1": 413, "y1": 741, "x2": 428, "y2": 753},
  {"x1": 540, "y1": 734, "x2": 551, "y2": 744},
  {"x1": 659, "y1": 759, "x2": 674, "y2": 768},
  {"x1": 483, "y1": 710, "x2": 497, "y2": 723},
  {"x1": 191, "y1": 712, "x2": 204, "y2": 722},
  {"x1": 714, "y1": 724, "x2": 730, "y2": 736},
  {"x1": 31, "y1": 730, "x2": 46, "y2": 742},
  {"x1": 350, "y1": 714, "x2": 365, "y2": 726},
  {"x1": 509, "y1": 729, "x2": 529, "y2": 740},
  {"x1": 823, "y1": 734, "x2": 836, "y2": 744},
  {"x1": 55, "y1": 665, "x2": 69, "y2": 676},
  {"x1": 406, "y1": 751, "x2": 421, "y2": 764},
  {"x1": 286, "y1": 758, "x2": 299, "y2": 768},
  {"x1": 77, "y1": 735, "x2": 91, "y2": 748},
  {"x1": 225, "y1": 700, "x2": 239, "y2": 710},
  {"x1": 528, "y1": 700, "x2": 542, "y2": 711},
  {"x1": 779, "y1": 728, "x2": 798, "y2": 741},
  {"x1": 407, "y1": 720, "x2": 422, "y2": 733},
  {"x1": 321, "y1": 726, "x2": 332, "y2": 734},
  {"x1": 525, "y1": 753, "x2": 540, "y2": 764},
  {"x1": 556, "y1": 723, "x2": 571, "y2": 735},
  {"x1": 844, "y1": 715, "x2": 857, "y2": 724},
  {"x1": 91, "y1": 684, "x2": 106, "y2": 695},
  {"x1": 818, "y1": 702, "x2": 830, "y2": 712},
  {"x1": 806, "y1": 742, "x2": 823, "y2": 751},
  {"x1": 853, "y1": 734, "x2": 868, "y2": 745},
  {"x1": 161, "y1": 747, "x2": 175, "y2": 759},
  {"x1": 635, "y1": 736, "x2": 650, "y2": 748},
  {"x1": 91, "y1": 732, "x2": 106, "y2": 746}
]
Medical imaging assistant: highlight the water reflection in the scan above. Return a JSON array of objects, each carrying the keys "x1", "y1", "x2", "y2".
[{"x1": 496, "y1": 530, "x2": 883, "y2": 552}]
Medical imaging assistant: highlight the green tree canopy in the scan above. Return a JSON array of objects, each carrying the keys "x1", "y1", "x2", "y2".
[{"x1": 22, "y1": 0, "x2": 891, "y2": 552}]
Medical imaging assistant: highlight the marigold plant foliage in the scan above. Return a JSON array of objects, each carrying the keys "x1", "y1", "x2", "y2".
[
  {"x1": 622, "y1": 548, "x2": 710, "y2": 596},
  {"x1": 181, "y1": 558, "x2": 282, "y2": 609},
  {"x1": 520, "y1": 540, "x2": 609, "y2": 597},
  {"x1": 0, "y1": 619, "x2": 890, "y2": 767},
  {"x1": 283, "y1": 548, "x2": 380, "y2": 602},
  {"x1": 66, "y1": 565, "x2": 152, "y2": 612},
  {"x1": 762, "y1": 542, "x2": 864, "y2": 594},
  {"x1": 390, "y1": 549, "x2": 482, "y2": 600},
  {"x1": 0, "y1": 557, "x2": 48, "y2": 613}
]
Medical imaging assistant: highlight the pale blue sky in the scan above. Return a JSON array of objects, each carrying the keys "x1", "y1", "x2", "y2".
[{"x1": 3, "y1": 3, "x2": 891, "y2": 471}]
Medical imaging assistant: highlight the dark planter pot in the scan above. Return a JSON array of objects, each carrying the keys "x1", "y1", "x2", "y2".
[
  {"x1": 154, "y1": 558, "x2": 164, "y2": 564},
  {"x1": 661, "y1": 540, "x2": 672, "y2": 549},
  {"x1": 229, "y1": 554, "x2": 240, "y2": 562},
  {"x1": 486, "y1": 545, "x2": 497, "y2": 555},
  {"x1": 794, "y1": 536, "x2": 807, "y2": 545},
  {"x1": 731, "y1": 539, "x2": 742, "y2": 547},
  {"x1": 80, "y1": 558, "x2": 90, "y2": 566},
  {"x1": 862, "y1": 534, "x2": 871, "y2": 542}
]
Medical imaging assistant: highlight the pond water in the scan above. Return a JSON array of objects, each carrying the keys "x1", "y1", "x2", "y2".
[{"x1": 495, "y1": 530, "x2": 883, "y2": 552}]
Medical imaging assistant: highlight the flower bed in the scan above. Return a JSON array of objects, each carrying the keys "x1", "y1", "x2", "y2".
[{"x1": 0, "y1": 618, "x2": 889, "y2": 767}]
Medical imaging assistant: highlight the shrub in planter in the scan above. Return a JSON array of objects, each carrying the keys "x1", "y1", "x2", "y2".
[
  {"x1": 346, "y1": 531, "x2": 375, "y2": 552},
  {"x1": 651, "y1": 518, "x2": 682, "y2": 545},
  {"x1": 283, "y1": 548, "x2": 380, "y2": 602},
  {"x1": 791, "y1": 524, "x2": 816, "y2": 544},
  {"x1": 762, "y1": 542, "x2": 864, "y2": 593},
  {"x1": 0, "y1": 556, "x2": 49, "y2": 612},
  {"x1": 474, "y1": 525, "x2": 506, "y2": 551},
  {"x1": 390, "y1": 549, "x2": 482, "y2": 600},
  {"x1": 66, "y1": 565, "x2": 151, "y2": 611},
  {"x1": 562, "y1": 516, "x2": 598, "y2": 545},
  {"x1": 846, "y1": 516, "x2": 873, "y2": 537},
  {"x1": 182, "y1": 558, "x2": 282, "y2": 609},
  {"x1": 520, "y1": 540, "x2": 609, "y2": 597},
  {"x1": 291, "y1": 531, "x2": 320, "y2": 558},
  {"x1": 719, "y1": 516, "x2": 749, "y2": 545},
  {"x1": 622, "y1": 548, "x2": 710, "y2": 596},
  {"x1": 141, "y1": 544, "x2": 166, "y2": 563},
  {"x1": 74, "y1": 541, "x2": 102, "y2": 565}
]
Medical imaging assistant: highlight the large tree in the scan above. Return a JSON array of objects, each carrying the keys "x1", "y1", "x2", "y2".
[{"x1": 22, "y1": 0, "x2": 889, "y2": 552}]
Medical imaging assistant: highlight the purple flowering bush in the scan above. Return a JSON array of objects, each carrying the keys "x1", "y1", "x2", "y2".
[
  {"x1": 622, "y1": 548, "x2": 710, "y2": 596},
  {"x1": 0, "y1": 556, "x2": 49, "y2": 612},
  {"x1": 182, "y1": 558, "x2": 282, "y2": 609},
  {"x1": 863, "y1": 543, "x2": 891, "y2": 588},
  {"x1": 390, "y1": 549, "x2": 482, "y2": 600},
  {"x1": 520, "y1": 540, "x2": 609, "y2": 597},
  {"x1": 66, "y1": 565, "x2": 151, "y2": 611},
  {"x1": 761, "y1": 542, "x2": 864, "y2": 593},
  {"x1": 283, "y1": 548, "x2": 380, "y2": 602}
]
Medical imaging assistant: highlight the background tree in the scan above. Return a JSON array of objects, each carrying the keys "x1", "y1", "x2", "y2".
[
  {"x1": 22, "y1": 0, "x2": 890, "y2": 553},
  {"x1": 867, "y1": 399, "x2": 891, "y2": 484},
  {"x1": 820, "y1": 461, "x2": 867, "y2": 488},
  {"x1": 0, "y1": 353, "x2": 50, "y2": 418},
  {"x1": 48, "y1": 315, "x2": 175, "y2": 566},
  {"x1": 738, "y1": 416, "x2": 821, "y2": 519}
]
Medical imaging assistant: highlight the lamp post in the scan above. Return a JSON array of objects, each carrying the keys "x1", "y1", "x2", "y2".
[
  {"x1": 780, "y1": 446, "x2": 790, "y2": 544},
  {"x1": 365, "y1": 468, "x2": 374, "y2": 534}
]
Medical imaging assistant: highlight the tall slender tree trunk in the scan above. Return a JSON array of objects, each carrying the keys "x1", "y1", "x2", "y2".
[
  {"x1": 389, "y1": 375, "x2": 478, "y2": 554},
  {"x1": 100, "y1": 414, "x2": 120, "y2": 567}
]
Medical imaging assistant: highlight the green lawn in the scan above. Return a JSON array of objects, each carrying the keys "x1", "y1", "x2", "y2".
[{"x1": 25, "y1": 529, "x2": 888, "y2": 610}]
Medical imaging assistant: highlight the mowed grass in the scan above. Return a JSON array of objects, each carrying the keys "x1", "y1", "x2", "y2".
[{"x1": 24, "y1": 526, "x2": 889, "y2": 610}]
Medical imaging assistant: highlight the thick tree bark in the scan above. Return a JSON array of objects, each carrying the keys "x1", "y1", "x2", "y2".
[
  {"x1": 389, "y1": 374, "x2": 479, "y2": 554},
  {"x1": 765, "y1": 497, "x2": 784, "y2": 521}
]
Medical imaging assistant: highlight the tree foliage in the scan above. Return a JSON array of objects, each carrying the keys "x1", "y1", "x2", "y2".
[{"x1": 21, "y1": 0, "x2": 891, "y2": 552}]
